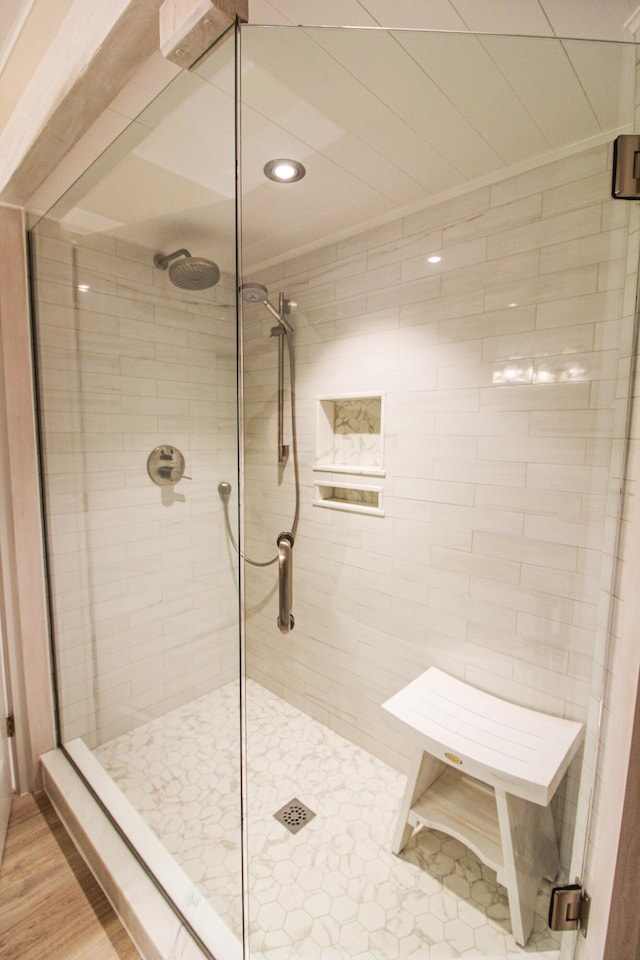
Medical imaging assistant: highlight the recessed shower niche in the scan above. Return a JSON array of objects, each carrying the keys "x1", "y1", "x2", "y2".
[
  {"x1": 313, "y1": 481, "x2": 384, "y2": 516},
  {"x1": 314, "y1": 393, "x2": 385, "y2": 476},
  {"x1": 313, "y1": 393, "x2": 385, "y2": 514}
]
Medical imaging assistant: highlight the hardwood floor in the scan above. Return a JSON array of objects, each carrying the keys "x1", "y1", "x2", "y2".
[{"x1": 0, "y1": 792, "x2": 142, "y2": 960}]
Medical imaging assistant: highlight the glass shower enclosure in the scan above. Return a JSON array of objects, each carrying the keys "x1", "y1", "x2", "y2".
[{"x1": 29, "y1": 21, "x2": 639, "y2": 960}]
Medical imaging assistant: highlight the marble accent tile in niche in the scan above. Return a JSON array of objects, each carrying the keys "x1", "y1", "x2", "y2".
[
  {"x1": 316, "y1": 395, "x2": 384, "y2": 472},
  {"x1": 328, "y1": 486, "x2": 378, "y2": 505},
  {"x1": 95, "y1": 680, "x2": 560, "y2": 959},
  {"x1": 334, "y1": 396, "x2": 381, "y2": 434}
]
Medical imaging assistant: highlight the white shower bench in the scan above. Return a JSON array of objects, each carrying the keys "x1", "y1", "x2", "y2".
[{"x1": 382, "y1": 668, "x2": 584, "y2": 946}]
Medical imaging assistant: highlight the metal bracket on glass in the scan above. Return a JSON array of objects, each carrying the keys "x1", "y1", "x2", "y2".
[
  {"x1": 612, "y1": 135, "x2": 640, "y2": 199},
  {"x1": 548, "y1": 883, "x2": 590, "y2": 938}
]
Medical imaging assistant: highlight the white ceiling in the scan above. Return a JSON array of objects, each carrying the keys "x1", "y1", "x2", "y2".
[
  {"x1": 56, "y1": 2, "x2": 639, "y2": 273},
  {"x1": 250, "y1": 0, "x2": 638, "y2": 40}
]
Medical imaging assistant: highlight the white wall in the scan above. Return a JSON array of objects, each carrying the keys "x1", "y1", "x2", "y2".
[
  {"x1": 32, "y1": 222, "x2": 240, "y2": 747},
  {"x1": 243, "y1": 141, "x2": 635, "y2": 876}
]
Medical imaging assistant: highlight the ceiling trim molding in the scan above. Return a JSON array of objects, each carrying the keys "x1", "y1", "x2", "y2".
[
  {"x1": 624, "y1": 5, "x2": 640, "y2": 38},
  {"x1": 0, "y1": 0, "x2": 164, "y2": 206},
  {"x1": 0, "y1": 0, "x2": 36, "y2": 76}
]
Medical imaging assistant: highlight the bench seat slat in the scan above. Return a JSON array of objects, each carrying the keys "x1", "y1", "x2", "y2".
[{"x1": 383, "y1": 668, "x2": 584, "y2": 805}]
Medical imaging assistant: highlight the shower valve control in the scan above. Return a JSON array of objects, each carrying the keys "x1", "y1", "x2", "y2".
[{"x1": 147, "y1": 445, "x2": 191, "y2": 486}]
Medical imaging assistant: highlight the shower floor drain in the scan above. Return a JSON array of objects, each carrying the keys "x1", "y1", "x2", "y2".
[{"x1": 273, "y1": 798, "x2": 316, "y2": 834}]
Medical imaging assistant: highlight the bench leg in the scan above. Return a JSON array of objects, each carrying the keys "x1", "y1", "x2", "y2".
[
  {"x1": 391, "y1": 750, "x2": 446, "y2": 855},
  {"x1": 496, "y1": 790, "x2": 559, "y2": 947}
]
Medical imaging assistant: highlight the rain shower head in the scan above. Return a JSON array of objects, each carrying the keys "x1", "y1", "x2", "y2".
[{"x1": 154, "y1": 249, "x2": 220, "y2": 291}]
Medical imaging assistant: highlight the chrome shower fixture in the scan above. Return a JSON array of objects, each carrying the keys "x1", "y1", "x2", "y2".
[
  {"x1": 217, "y1": 481, "x2": 232, "y2": 504},
  {"x1": 241, "y1": 282, "x2": 294, "y2": 333},
  {"x1": 219, "y1": 284, "x2": 301, "y2": 635},
  {"x1": 242, "y1": 283, "x2": 296, "y2": 463},
  {"x1": 241, "y1": 282, "x2": 269, "y2": 303},
  {"x1": 154, "y1": 248, "x2": 220, "y2": 290}
]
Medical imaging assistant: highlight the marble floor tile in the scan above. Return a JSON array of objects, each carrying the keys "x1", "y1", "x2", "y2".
[{"x1": 95, "y1": 680, "x2": 560, "y2": 959}]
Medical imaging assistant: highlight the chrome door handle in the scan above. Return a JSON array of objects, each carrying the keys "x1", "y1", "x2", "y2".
[{"x1": 276, "y1": 531, "x2": 295, "y2": 633}]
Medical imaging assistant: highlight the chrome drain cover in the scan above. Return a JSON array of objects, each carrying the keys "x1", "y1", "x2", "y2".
[{"x1": 274, "y1": 798, "x2": 316, "y2": 834}]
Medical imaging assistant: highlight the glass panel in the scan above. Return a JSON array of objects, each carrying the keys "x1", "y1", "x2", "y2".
[
  {"x1": 240, "y1": 26, "x2": 639, "y2": 958},
  {"x1": 30, "y1": 29, "x2": 242, "y2": 956}
]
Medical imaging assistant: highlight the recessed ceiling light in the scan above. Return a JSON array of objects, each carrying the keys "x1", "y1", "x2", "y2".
[
  {"x1": 427, "y1": 255, "x2": 442, "y2": 263},
  {"x1": 264, "y1": 159, "x2": 306, "y2": 183},
  {"x1": 77, "y1": 284, "x2": 90, "y2": 292}
]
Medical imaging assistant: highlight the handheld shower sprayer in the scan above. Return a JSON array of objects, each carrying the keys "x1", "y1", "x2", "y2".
[
  {"x1": 219, "y1": 282, "x2": 300, "y2": 634},
  {"x1": 241, "y1": 283, "x2": 295, "y2": 333},
  {"x1": 217, "y1": 481, "x2": 231, "y2": 504}
]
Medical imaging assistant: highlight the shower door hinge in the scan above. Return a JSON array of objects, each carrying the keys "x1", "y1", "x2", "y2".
[
  {"x1": 612, "y1": 135, "x2": 640, "y2": 199},
  {"x1": 5, "y1": 714, "x2": 14, "y2": 738},
  {"x1": 548, "y1": 883, "x2": 590, "y2": 938}
]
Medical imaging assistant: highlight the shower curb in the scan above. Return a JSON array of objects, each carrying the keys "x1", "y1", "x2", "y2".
[{"x1": 40, "y1": 749, "x2": 228, "y2": 960}]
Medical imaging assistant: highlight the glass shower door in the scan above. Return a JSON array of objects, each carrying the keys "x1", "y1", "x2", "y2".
[
  {"x1": 30, "y1": 26, "x2": 245, "y2": 957},
  {"x1": 239, "y1": 25, "x2": 639, "y2": 959}
]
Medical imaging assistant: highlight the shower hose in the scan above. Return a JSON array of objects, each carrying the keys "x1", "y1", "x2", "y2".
[{"x1": 220, "y1": 324, "x2": 300, "y2": 567}]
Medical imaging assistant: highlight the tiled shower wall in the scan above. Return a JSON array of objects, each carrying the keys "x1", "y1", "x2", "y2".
[
  {"x1": 243, "y1": 141, "x2": 632, "y2": 815},
  {"x1": 32, "y1": 222, "x2": 239, "y2": 747}
]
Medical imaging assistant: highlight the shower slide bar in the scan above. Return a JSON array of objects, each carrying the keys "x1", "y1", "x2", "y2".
[
  {"x1": 271, "y1": 324, "x2": 289, "y2": 463},
  {"x1": 276, "y1": 531, "x2": 295, "y2": 633}
]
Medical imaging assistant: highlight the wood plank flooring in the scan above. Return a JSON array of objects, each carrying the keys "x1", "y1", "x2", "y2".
[{"x1": 0, "y1": 792, "x2": 142, "y2": 960}]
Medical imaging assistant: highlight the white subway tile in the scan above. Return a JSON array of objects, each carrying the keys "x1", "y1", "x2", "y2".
[
  {"x1": 484, "y1": 263, "x2": 599, "y2": 312},
  {"x1": 490, "y1": 146, "x2": 607, "y2": 207},
  {"x1": 444, "y1": 250, "x2": 539, "y2": 298},
  {"x1": 393, "y1": 476, "x2": 475, "y2": 506},
  {"x1": 489, "y1": 205, "x2": 602, "y2": 260},
  {"x1": 403, "y1": 187, "x2": 490, "y2": 236},
  {"x1": 367, "y1": 226, "x2": 442, "y2": 272},
  {"x1": 512, "y1": 658, "x2": 590, "y2": 713},
  {"x1": 473, "y1": 530, "x2": 578, "y2": 572},
  {"x1": 437, "y1": 361, "x2": 506, "y2": 390},
  {"x1": 434, "y1": 411, "x2": 529, "y2": 436},
  {"x1": 520, "y1": 564, "x2": 598, "y2": 603},
  {"x1": 526, "y1": 463, "x2": 609, "y2": 495},
  {"x1": 478, "y1": 435, "x2": 586, "y2": 465},
  {"x1": 541, "y1": 171, "x2": 609, "y2": 218},
  {"x1": 365, "y1": 274, "x2": 441, "y2": 313},
  {"x1": 470, "y1": 576, "x2": 573, "y2": 624},
  {"x1": 540, "y1": 227, "x2": 627, "y2": 275},
  {"x1": 434, "y1": 457, "x2": 526, "y2": 486},
  {"x1": 402, "y1": 237, "x2": 486, "y2": 284},
  {"x1": 439, "y1": 304, "x2": 536, "y2": 344},
  {"x1": 536, "y1": 289, "x2": 623, "y2": 329},
  {"x1": 430, "y1": 545, "x2": 521, "y2": 584},
  {"x1": 479, "y1": 380, "x2": 591, "y2": 411},
  {"x1": 530, "y1": 410, "x2": 613, "y2": 438},
  {"x1": 444, "y1": 193, "x2": 542, "y2": 245}
]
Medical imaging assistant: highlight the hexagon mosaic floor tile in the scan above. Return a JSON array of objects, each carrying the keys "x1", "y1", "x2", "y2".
[{"x1": 95, "y1": 680, "x2": 561, "y2": 959}]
